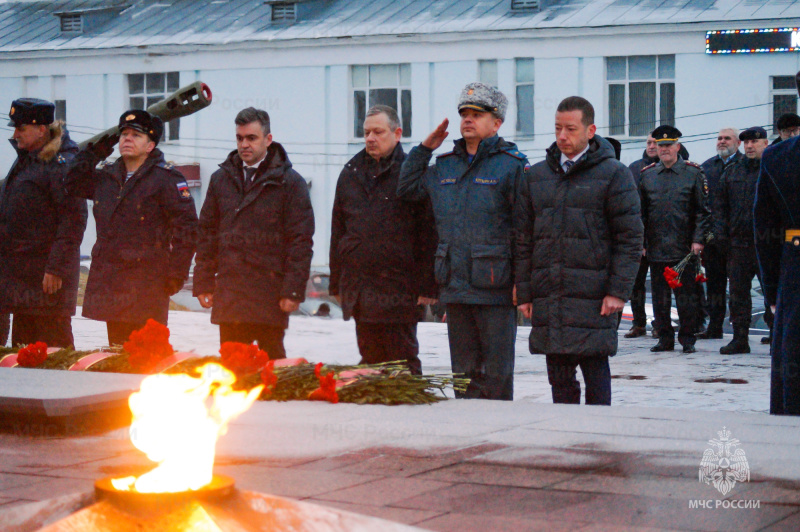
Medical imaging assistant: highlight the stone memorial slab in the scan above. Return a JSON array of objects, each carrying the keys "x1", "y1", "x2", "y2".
[{"x1": 0, "y1": 368, "x2": 144, "y2": 435}]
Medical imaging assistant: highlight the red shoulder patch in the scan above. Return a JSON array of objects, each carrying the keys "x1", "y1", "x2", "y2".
[
  {"x1": 685, "y1": 161, "x2": 702, "y2": 169},
  {"x1": 641, "y1": 162, "x2": 657, "y2": 172}
]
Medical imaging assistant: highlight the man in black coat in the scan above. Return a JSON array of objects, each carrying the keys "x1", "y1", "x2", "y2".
[
  {"x1": 330, "y1": 105, "x2": 437, "y2": 374},
  {"x1": 772, "y1": 113, "x2": 800, "y2": 145},
  {"x1": 518, "y1": 97, "x2": 642, "y2": 405},
  {"x1": 698, "y1": 128, "x2": 743, "y2": 339},
  {"x1": 625, "y1": 134, "x2": 659, "y2": 338},
  {"x1": 64, "y1": 110, "x2": 198, "y2": 345},
  {"x1": 641, "y1": 126, "x2": 711, "y2": 354},
  {"x1": 1, "y1": 98, "x2": 87, "y2": 347},
  {"x1": 194, "y1": 108, "x2": 314, "y2": 359},
  {"x1": 714, "y1": 127, "x2": 772, "y2": 355}
]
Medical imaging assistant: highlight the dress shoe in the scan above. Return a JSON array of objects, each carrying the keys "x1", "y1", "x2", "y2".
[
  {"x1": 696, "y1": 328, "x2": 723, "y2": 340},
  {"x1": 651, "y1": 329, "x2": 659, "y2": 338},
  {"x1": 761, "y1": 335, "x2": 772, "y2": 345},
  {"x1": 650, "y1": 340, "x2": 674, "y2": 352},
  {"x1": 683, "y1": 344, "x2": 697, "y2": 354},
  {"x1": 624, "y1": 326, "x2": 647, "y2": 338}
]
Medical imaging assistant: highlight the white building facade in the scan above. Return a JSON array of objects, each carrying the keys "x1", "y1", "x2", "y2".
[{"x1": 1, "y1": 0, "x2": 799, "y2": 267}]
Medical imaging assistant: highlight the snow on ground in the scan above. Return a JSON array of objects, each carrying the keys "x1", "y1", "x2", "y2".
[{"x1": 70, "y1": 307, "x2": 771, "y2": 414}]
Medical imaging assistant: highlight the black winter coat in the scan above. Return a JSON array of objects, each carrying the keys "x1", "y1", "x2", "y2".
[
  {"x1": 64, "y1": 148, "x2": 198, "y2": 324},
  {"x1": 193, "y1": 143, "x2": 314, "y2": 329},
  {"x1": 714, "y1": 156, "x2": 760, "y2": 249},
  {"x1": 628, "y1": 150, "x2": 658, "y2": 186},
  {"x1": 0, "y1": 125, "x2": 87, "y2": 317},
  {"x1": 330, "y1": 145, "x2": 437, "y2": 323},
  {"x1": 701, "y1": 151, "x2": 743, "y2": 197},
  {"x1": 519, "y1": 136, "x2": 643, "y2": 358},
  {"x1": 639, "y1": 157, "x2": 712, "y2": 263}
]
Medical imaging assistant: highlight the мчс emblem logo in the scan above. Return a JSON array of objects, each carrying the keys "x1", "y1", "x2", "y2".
[{"x1": 699, "y1": 427, "x2": 750, "y2": 496}]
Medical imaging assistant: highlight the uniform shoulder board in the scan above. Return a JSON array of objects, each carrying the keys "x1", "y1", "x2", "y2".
[
  {"x1": 436, "y1": 151, "x2": 455, "y2": 159},
  {"x1": 685, "y1": 161, "x2": 702, "y2": 169},
  {"x1": 97, "y1": 160, "x2": 112, "y2": 170},
  {"x1": 501, "y1": 147, "x2": 527, "y2": 160},
  {"x1": 56, "y1": 154, "x2": 67, "y2": 164},
  {"x1": 157, "y1": 161, "x2": 175, "y2": 170},
  {"x1": 641, "y1": 162, "x2": 657, "y2": 172}
]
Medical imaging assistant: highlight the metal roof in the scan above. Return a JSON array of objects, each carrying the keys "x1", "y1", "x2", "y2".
[{"x1": 1, "y1": 0, "x2": 800, "y2": 53}]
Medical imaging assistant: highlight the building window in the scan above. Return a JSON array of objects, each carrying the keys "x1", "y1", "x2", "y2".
[
  {"x1": 271, "y1": 2, "x2": 296, "y2": 22},
  {"x1": 128, "y1": 72, "x2": 180, "y2": 141},
  {"x1": 607, "y1": 55, "x2": 675, "y2": 137},
  {"x1": 53, "y1": 76, "x2": 66, "y2": 122},
  {"x1": 511, "y1": 0, "x2": 540, "y2": 11},
  {"x1": 352, "y1": 64, "x2": 411, "y2": 138},
  {"x1": 60, "y1": 14, "x2": 82, "y2": 33},
  {"x1": 516, "y1": 58, "x2": 535, "y2": 136},
  {"x1": 478, "y1": 60, "x2": 498, "y2": 88},
  {"x1": 771, "y1": 76, "x2": 798, "y2": 133}
]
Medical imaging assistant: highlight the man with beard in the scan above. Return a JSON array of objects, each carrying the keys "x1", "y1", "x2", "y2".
[
  {"x1": 64, "y1": 110, "x2": 197, "y2": 345},
  {"x1": 398, "y1": 82, "x2": 530, "y2": 400},
  {"x1": 329, "y1": 105, "x2": 437, "y2": 374},
  {"x1": 518, "y1": 96, "x2": 642, "y2": 405},
  {"x1": 697, "y1": 128, "x2": 743, "y2": 339},
  {"x1": 714, "y1": 127, "x2": 772, "y2": 354},
  {"x1": 194, "y1": 108, "x2": 314, "y2": 359},
  {"x1": 640, "y1": 126, "x2": 711, "y2": 354},
  {"x1": 0, "y1": 98, "x2": 87, "y2": 347}
]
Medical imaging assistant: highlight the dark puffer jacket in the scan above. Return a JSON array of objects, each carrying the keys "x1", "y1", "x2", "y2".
[
  {"x1": 519, "y1": 136, "x2": 643, "y2": 358},
  {"x1": 639, "y1": 157, "x2": 712, "y2": 263},
  {"x1": 193, "y1": 143, "x2": 314, "y2": 329},
  {"x1": 330, "y1": 144, "x2": 437, "y2": 323},
  {"x1": 714, "y1": 156, "x2": 761, "y2": 249},
  {"x1": 397, "y1": 135, "x2": 530, "y2": 306},
  {"x1": 0, "y1": 124, "x2": 87, "y2": 316},
  {"x1": 64, "y1": 148, "x2": 198, "y2": 324}
]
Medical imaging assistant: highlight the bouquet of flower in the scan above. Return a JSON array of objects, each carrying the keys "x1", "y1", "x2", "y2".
[
  {"x1": 123, "y1": 319, "x2": 174, "y2": 372},
  {"x1": 17, "y1": 342, "x2": 49, "y2": 368},
  {"x1": 663, "y1": 252, "x2": 705, "y2": 289}
]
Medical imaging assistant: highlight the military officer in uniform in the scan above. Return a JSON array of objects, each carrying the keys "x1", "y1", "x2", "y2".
[
  {"x1": 64, "y1": 110, "x2": 198, "y2": 345},
  {"x1": 714, "y1": 127, "x2": 772, "y2": 354},
  {"x1": 398, "y1": 83, "x2": 531, "y2": 400},
  {"x1": 0, "y1": 98, "x2": 87, "y2": 347},
  {"x1": 639, "y1": 125, "x2": 711, "y2": 354},
  {"x1": 755, "y1": 72, "x2": 800, "y2": 416}
]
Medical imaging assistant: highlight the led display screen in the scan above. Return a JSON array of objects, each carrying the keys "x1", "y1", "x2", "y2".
[{"x1": 706, "y1": 28, "x2": 800, "y2": 54}]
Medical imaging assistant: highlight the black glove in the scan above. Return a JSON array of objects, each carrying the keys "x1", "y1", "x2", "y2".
[
  {"x1": 87, "y1": 133, "x2": 119, "y2": 160},
  {"x1": 165, "y1": 278, "x2": 185, "y2": 296}
]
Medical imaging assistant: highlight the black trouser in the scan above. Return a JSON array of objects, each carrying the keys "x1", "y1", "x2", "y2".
[
  {"x1": 727, "y1": 247, "x2": 760, "y2": 330},
  {"x1": 545, "y1": 354, "x2": 611, "y2": 405},
  {"x1": 355, "y1": 320, "x2": 422, "y2": 375},
  {"x1": 630, "y1": 256, "x2": 650, "y2": 328},
  {"x1": 219, "y1": 323, "x2": 286, "y2": 360},
  {"x1": 446, "y1": 304, "x2": 516, "y2": 401},
  {"x1": 703, "y1": 244, "x2": 728, "y2": 331},
  {"x1": 650, "y1": 260, "x2": 699, "y2": 347},
  {"x1": 107, "y1": 320, "x2": 148, "y2": 346},
  {"x1": 11, "y1": 313, "x2": 74, "y2": 348}
]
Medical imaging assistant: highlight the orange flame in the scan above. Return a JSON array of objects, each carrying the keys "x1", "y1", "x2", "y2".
[{"x1": 112, "y1": 363, "x2": 263, "y2": 493}]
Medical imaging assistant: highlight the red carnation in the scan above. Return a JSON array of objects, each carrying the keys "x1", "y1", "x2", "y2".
[
  {"x1": 220, "y1": 342, "x2": 270, "y2": 376},
  {"x1": 664, "y1": 267, "x2": 679, "y2": 280},
  {"x1": 123, "y1": 319, "x2": 173, "y2": 373},
  {"x1": 695, "y1": 273, "x2": 707, "y2": 283},
  {"x1": 17, "y1": 342, "x2": 48, "y2": 368},
  {"x1": 260, "y1": 360, "x2": 278, "y2": 396},
  {"x1": 308, "y1": 362, "x2": 339, "y2": 404}
]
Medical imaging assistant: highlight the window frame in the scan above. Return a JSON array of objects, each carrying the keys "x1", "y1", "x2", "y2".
[
  {"x1": 769, "y1": 75, "x2": 798, "y2": 135},
  {"x1": 515, "y1": 57, "x2": 535, "y2": 137},
  {"x1": 606, "y1": 55, "x2": 675, "y2": 139},
  {"x1": 127, "y1": 72, "x2": 181, "y2": 142},
  {"x1": 350, "y1": 64, "x2": 412, "y2": 140}
]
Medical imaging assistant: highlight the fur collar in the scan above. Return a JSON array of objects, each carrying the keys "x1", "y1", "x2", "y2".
[{"x1": 37, "y1": 121, "x2": 64, "y2": 163}]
